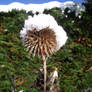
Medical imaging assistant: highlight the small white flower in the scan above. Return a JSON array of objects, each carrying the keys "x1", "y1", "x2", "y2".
[
  {"x1": 78, "y1": 15, "x2": 81, "y2": 19},
  {"x1": 19, "y1": 90, "x2": 24, "y2": 92},
  {"x1": 62, "y1": 10, "x2": 64, "y2": 14},
  {"x1": 72, "y1": 20, "x2": 74, "y2": 23},
  {"x1": 1, "y1": 65, "x2": 5, "y2": 67},
  {"x1": 67, "y1": 10, "x2": 71, "y2": 13},
  {"x1": 4, "y1": 29, "x2": 8, "y2": 32},
  {"x1": 65, "y1": 15, "x2": 68, "y2": 18}
]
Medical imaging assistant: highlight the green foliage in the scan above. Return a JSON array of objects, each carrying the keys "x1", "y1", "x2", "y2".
[{"x1": 0, "y1": 5, "x2": 92, "y2": 92}]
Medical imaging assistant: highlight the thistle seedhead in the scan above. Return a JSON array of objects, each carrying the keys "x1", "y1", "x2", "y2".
[
  {"x1": 20, "y1": 14, "x2": 68, "y2": 58},
  {"x1": 24, "y1": 27, "x2": 57, "y2": 58}
]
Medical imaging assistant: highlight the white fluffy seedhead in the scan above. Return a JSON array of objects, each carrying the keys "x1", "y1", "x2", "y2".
[{"x1": 20, "y1": 14, "x2": 68, "y2": 57}]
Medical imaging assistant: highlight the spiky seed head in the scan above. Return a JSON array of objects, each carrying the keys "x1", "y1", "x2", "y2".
[
  {"x1": 20, "y1": 14, "x2": 68, "y2": 58},
  {"x1": 24, "y1": 27, "x2": 57, "y2": 58}
]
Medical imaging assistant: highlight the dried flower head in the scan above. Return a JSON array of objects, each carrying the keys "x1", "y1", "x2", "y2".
[
  {"x1": 20, "y1": 14, "x2": 68, "y2": 58},
  {"x1": 24, "y1": 27, "x2": 57, "y2": 57}
]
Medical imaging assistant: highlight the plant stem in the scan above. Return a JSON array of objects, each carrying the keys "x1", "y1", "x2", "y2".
[{"x1": 42, "y1": 55, "x2": 47, "y2": 92}]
